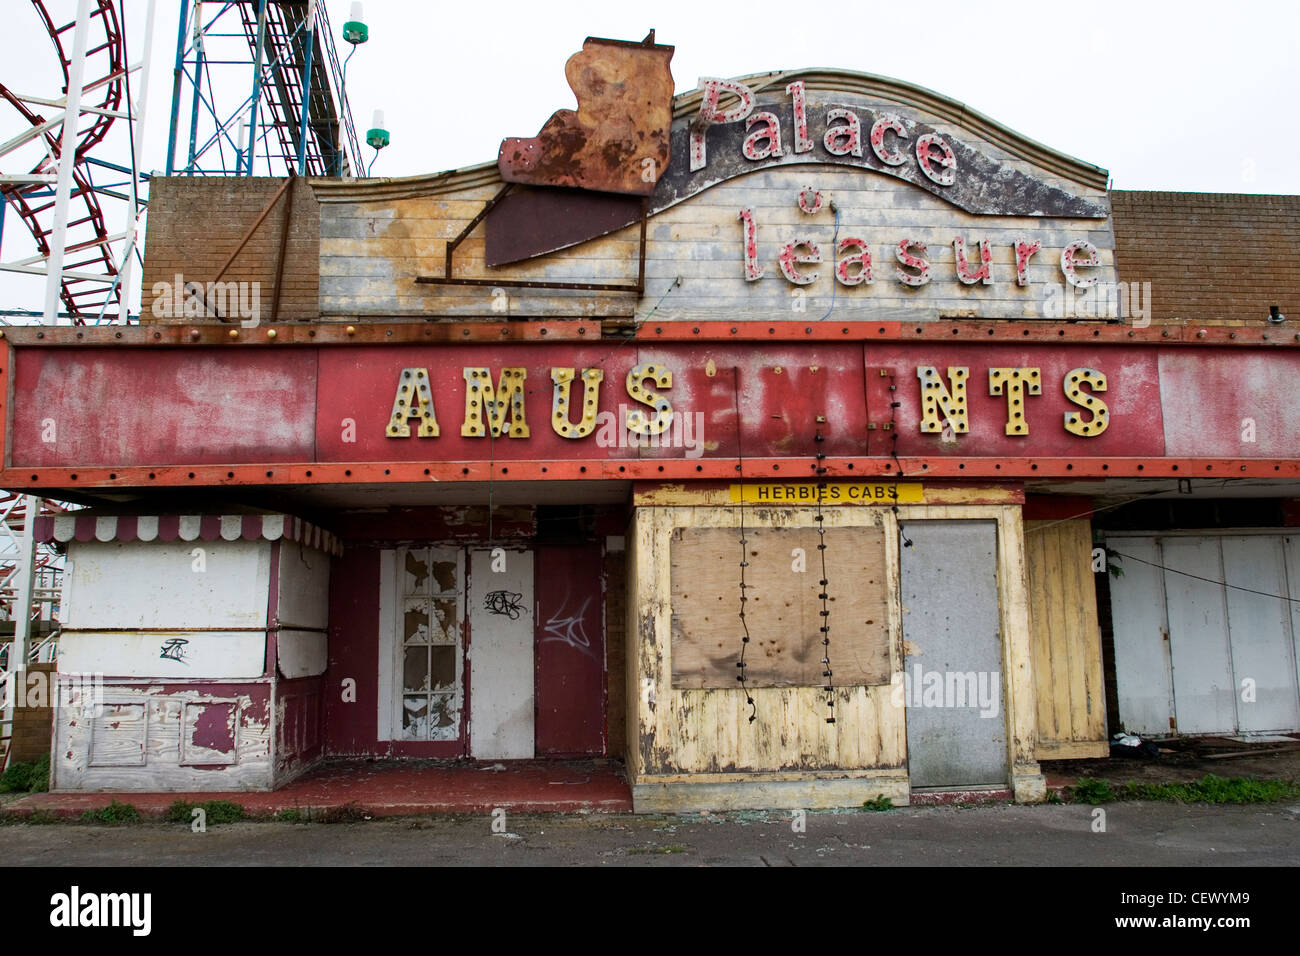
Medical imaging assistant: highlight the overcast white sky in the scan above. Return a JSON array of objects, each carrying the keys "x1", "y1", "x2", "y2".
[
  {"x1": 2, "y1": 0, "x2": 1297, "y2": 317},
  {"x1": 328, "y1": 0, "x2": 1300, "y2": 190}
]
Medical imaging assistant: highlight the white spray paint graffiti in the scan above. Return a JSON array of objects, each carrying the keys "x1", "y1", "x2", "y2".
[{"x1": 541, "y1": 593, "x2": 597, "y2": 659}]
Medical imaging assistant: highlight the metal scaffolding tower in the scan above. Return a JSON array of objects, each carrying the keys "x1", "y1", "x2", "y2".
[{"x1": 166, "y1": 0, "x2": 362, "y2": 178}]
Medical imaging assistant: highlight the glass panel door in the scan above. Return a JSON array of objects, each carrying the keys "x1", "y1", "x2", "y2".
[{"x1": 397, "y1": 547, "x2": 464, "y2": 741}]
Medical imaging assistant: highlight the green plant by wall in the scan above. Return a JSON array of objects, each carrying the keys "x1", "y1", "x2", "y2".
[
  {"x1": 79, "y1": 800, "x2": 140, "y2": 825},
  {"x1": 0, "y1": 754, "x2": 50, "y2": 794}
]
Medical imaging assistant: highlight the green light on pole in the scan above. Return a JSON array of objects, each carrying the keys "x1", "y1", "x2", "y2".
[
  {"x1": 366, "y1": 109, "x2": 389, "y2": 150},
  {"x1": 343, "y1": 2, "x2": 368, "y2": 44}
]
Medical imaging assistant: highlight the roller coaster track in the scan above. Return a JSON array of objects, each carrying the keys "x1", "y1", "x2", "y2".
[{"x1": 0, "y1": 0, "x2": 136, "y2": 324}]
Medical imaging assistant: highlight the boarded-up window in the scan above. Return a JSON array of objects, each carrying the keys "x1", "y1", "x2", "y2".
[{"x1": 670, "y1": 525, "x2": 890, "y2": 688}]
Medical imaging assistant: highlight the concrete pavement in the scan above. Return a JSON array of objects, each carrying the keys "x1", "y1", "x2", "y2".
[{"x1": 3, "y1": 800, "x2": 1298, "y2": 866}]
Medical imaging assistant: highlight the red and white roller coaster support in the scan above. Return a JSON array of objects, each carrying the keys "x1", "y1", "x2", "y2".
[
  {"x1": 0, "y1": 0, "x2": 155, "y2": 325},
  {"x1": 0, "y1": 1, "x2": 154, "y2": 763}
]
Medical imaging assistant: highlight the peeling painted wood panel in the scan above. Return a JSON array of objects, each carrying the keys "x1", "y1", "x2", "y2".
[
  {"x1": 53, "y1": 682, "x2": 273, "y2": 791},
  {"x1": 60, "y1": 631, "x2": 268, "y2": 681},
  {"x1": 319, "y1": 166, "x2": 1115, "y2": 321},
  {"x1": 669, "y1": 525, "x2": 889, "y2": 688},
  {"x1": 65, "y1": 540, "x2": 271, "y2": 630},
  {"x1": 468, "y1": 548, "x2": 535, "y2": 758},
  {"x1": 276, "y1": 544, "x2": 331, "y2": 630},
  {"x1": 277, "y1": 630, "x2": 328, "y2": 679},
  {"x1": 1024, "y1": 519, "x2": 1107, "y2": 758},
  {"x1": 275, "y1": 677, "x2": 323, "y2": 784}
]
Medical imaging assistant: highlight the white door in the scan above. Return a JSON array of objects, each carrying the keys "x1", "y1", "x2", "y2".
[{"x1": 468, "y1": 548, "x2": 535, "y2": 759}]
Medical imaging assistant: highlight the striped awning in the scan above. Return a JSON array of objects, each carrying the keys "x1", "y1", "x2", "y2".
[{"x1": 32, "y1": 513, "x2": 343, "y2": 556}]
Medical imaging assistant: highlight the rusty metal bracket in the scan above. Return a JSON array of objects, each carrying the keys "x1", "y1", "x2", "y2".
[
  {"x1": 416, "y1": 188, "x2": 648, "y2": 295},
  {"x1": 194, "y1": 174, "x2": 296, "y2": 322},
  {"x1": 270, "y1": 175, "x2": 298, "y2": 324}
]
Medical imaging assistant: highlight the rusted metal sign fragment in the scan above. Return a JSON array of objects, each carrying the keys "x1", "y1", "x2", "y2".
[
  {"x1": 485, "y1": 186, "x2": 642, "y2": 267},
  {"x1": 498, "y1": 33, "x2": 675, "y2": 196}
]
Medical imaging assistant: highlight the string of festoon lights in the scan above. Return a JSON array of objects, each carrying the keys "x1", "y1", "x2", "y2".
[
  {"x1": 732, "y1": 372, "x2": 756, "y2": 723},
  {"x1": 887, "y1": 372, "x2": 915, "y2": 550},
  {"x1": 814, "y1": 420, "x2": 835, "y2": 723}
]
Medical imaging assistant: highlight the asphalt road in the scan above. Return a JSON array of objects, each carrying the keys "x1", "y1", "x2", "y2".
[{"x1": 4, "y1": 801, "x2": 1299, "y2": 866}]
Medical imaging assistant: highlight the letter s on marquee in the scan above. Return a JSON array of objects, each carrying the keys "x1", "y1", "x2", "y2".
[{"x1": 625, "y1": 363, "x2": 674, "y2": 436}]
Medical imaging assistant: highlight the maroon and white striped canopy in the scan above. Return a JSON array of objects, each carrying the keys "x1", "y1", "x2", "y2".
[{"x1": 32, "y1": 513, "x2": 343, "y2": 556}]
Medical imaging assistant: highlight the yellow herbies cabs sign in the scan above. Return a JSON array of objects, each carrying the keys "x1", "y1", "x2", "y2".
[{"x1": 729, "y1": 482, "x2": 923, "y2": 504}]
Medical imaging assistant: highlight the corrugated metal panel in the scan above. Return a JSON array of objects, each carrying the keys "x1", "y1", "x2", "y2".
[
  {"x1": 1222, "y1": 536, "x2": 1300, "y2": 733},
  {"x1": 1108, "y1": 533, "x2": 1300, "y2": 736},
  {"x1": 1107, "y1": 537, "x2": 1174, "y2": 735},
  {"x1": 1162, "y1": 538, "x2": 1237, "y2": 735}
]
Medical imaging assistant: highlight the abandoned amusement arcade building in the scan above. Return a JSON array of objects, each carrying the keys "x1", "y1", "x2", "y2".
[{"x1": 7, "y1": 37, "x2": 1299, "y2": 810}]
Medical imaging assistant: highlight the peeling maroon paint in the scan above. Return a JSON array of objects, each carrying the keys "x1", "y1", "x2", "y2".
[
  {"x1": 535, "y1": 543, "x2": 607, "y2": 757},
  {"x1": 190, "y1": 703, "x2": 236, "y2": 753},
  {"x1": 10, "y1": 349, "x2": 316, "y2": 467}
]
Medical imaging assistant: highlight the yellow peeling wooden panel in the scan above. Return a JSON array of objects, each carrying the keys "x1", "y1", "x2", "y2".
[
  {"x1": 628, "y1": 505, "x2": 905, "y2": 778},
  {"x1": 1025, "y1": 519, "x2": 1108, "y2": 759},
  {"x1": 669, "y1": 525, "x2": 889, "y2": 688}
]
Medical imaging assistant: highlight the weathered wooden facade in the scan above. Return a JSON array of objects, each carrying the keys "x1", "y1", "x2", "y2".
[{"x1": 7, "y1": 44, "x2": 1298, "y2": 806}]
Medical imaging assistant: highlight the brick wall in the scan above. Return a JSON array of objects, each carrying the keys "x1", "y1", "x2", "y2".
[
  {"x1": 1111, "y1": 190, "x2": 1298, "y2": 327},
  {"x1": 141, "y1": 177, "x2": 320, "y2": 324},
  {"x1": 6, "y1": 662, "x2": 55, "y2": 766}
]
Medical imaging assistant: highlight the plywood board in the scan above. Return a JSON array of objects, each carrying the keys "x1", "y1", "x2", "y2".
[{"x1": 670, "y1": 525, "x2": 889, "y2": 688}]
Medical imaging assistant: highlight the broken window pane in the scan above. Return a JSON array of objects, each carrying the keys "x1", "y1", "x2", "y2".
[
  {"x1": 430, "y1": 599, "x2": 458, "y2": 643},
  {"x1": 430, "y1": 695, "x2": 456, "y2": 735},
  {"x1": 431, "y1": 559, "x2": 458, "y2": 594},
  {"x1": 403, "y1": 647, "x2": 430, "y2": 693},
  {"x1": 404, "y1": 601, "x2": 431, "y2": 645},
  {"x1": 401, "y1": 695, "x2": 428, "y2": 739},
  {"x1": 404, "y1": 550, "x2": 431, "y2": 595},
  {"x1": 429, "y1": 646, "x2": 456, "y2": 691}
]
